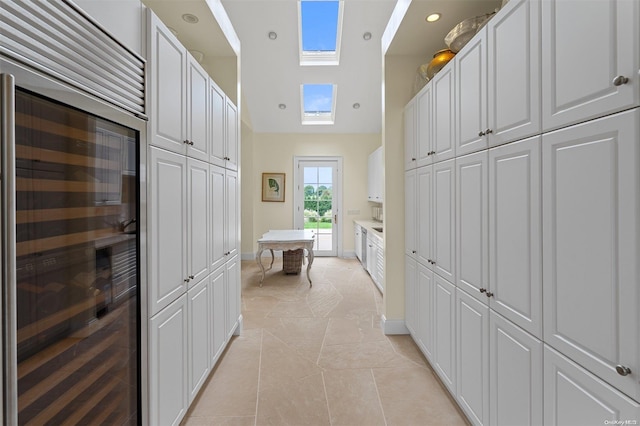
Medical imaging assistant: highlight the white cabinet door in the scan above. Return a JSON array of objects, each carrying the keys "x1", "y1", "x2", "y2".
[
  {"x1": 149, "y1": 147, "x2": 188, "y2": 316},
  {"x1": 187, "y1": 158, "x2": 209, "y2": 287},
  {"x1": 455, "y1": 28, "x2": 488, "y2": 156},
  {"x1": 487, "y1": 0, "x2": 541, "y2": 146},
  {"x1": 416, "y1": 83, "x2": 434, "y2": 167},
  {"x1": 354, "y1": 223, "x2": 362, "y2": 261},
  {"x1": 375, "y1": 236, "x2": 384, "y2": 292},
  {"x1": 433, "y1": 159, "x2": 455, "y2": 284},
  {"x1": 417, "y1": 263, "x2": 435, "y2": 363},
  {"x1": 226, "y1": 255, "x2": 240, "y2": 338},
  {"x1": 489, "y1": 311, "x2": 543, "y2": 426},
  {"x1": 405, "y1": 169, "x2": 417, "y2": 258},
  {"x1": 186, "y1": 56, "x2": 209, "y2": 162},
  {"x1": 489, "y1": 136, "x2": 542, "y2": 338},
  {"x1": 405, "y1": 256, "x2": 417, "y2": 336},
  {"x1": 148, "y1": 11, "x2": 186, "y2": 155},
  {"x1": 209, "y1": 265, "x2": 227, "y2": 366},
  {"x1": 456, "y1": 151, "x2": 488, "y2": 303},
  {"x1": 209, "y1": 164, "x2": 226, "y2": 272},
  {"x1": 368, "y1": 147, "x2": 383, "y2": 202},
  {"x1": 225, "y1": 98, "x2": 239, "y2": 171},
  {"x1": 542, "y1": 0, "x2": 639, "y2": 132},
  {"x1": 149, "y1": 295, "x2": 188, "y2": 426},
  {"x1": 434, "y1": 274, "x2": 456, "y2": 395},
  {"x1": 544, "y1": 345, "x2": 640, "y2": 426},
  {"x1": 456, "y1": 288, "x2": 489, "y2": 426},
  {"x1": 432, "y1": 64, "x2": 456, "y2": 162},
  {"x1": 404, "y1": 98, "x2": 417, "y2": 170},
  {"x1": 209, "y1": 80, "x2": 226, "y2": 168},
  {"x1": 225, "y1": 169, "x2": 238, "y2": 259},
  {"x1": 187, "y1": 277, "x2": 210, "y2": 403},
  {"x1": 416, "y1": 165, "x2": 433, "y2": 269},
  {"x1": 542, "y1": 110, "x2": 640, "y2": 401}
]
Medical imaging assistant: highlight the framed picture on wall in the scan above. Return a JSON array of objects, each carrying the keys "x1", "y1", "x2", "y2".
[{"x1": 262, "y1": 172, "x2": 285, "y2": 202}]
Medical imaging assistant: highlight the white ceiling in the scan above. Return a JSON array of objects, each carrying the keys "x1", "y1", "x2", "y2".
[{"x1": 144, "y1": 0, "x2": 503, "y2": 135}]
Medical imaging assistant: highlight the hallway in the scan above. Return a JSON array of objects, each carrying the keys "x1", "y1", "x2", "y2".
[{"x1": 182, "y1": 257, "x2": 467, "y2": 425}]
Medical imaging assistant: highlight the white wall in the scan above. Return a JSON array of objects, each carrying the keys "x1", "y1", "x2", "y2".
[{"x1": 241, "y1": 132, "x2": 381, "y2": 258}]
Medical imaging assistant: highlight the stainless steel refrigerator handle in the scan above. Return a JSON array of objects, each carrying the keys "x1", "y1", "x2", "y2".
[{"x1": 1, "y1": 73, "x2": 18, "y2": 426}]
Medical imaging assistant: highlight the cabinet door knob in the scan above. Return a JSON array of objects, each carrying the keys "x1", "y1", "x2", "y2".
[
  {"x1": 616, "y1": 365, "x2": 631, "y2": 376},
  {"x1": 412, "y1": 157, "x2": 416, "y2": 161},
  {"x1": 612, "y1": 75, "x2": 629, "y2": 86},
  {"x1": 479, "y1": 288, "x2": 486, "y2": 293},
  {"x1": 486, "y1": 292, "x2": 494, "y2": 298},
  {"x1": 190, "y1": 140, "x2": 195, "y2": 146},
  {"x1": 429, "y1": 151, "x2": 436, "y2": 155},
  {"x1": 478, "y1": 130, "x2": 485, "y2": 137},
  {"x1": 189, "y1": 275, "x2": 194, "y2": 279},
  {"x1": 412, "y1": 250, "x2": 416, "y2": 254},
  {"x1": 485, "y1": 128, "x2": 493, "y2": 134},
  {"x1": 184, "y1": 278, "x2": 190, "y2": 283},
  {"x1": 183, "y1": 140, "x2": 190, "y2": 145}
]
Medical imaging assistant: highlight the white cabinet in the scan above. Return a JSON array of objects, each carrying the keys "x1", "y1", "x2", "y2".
[
  {"x1": 225, "y1": 169, "x2": 239, "y2": 260},
  {"x1": 209, "y1": 265, "x2": 227, "y2": 365},
  {"x1": 375, "y1": 237, "x2": 384, "y2": 292},
  {"x1": 456, "y1": 288, "x2": 489, "y2": 426},
  {"x1": 455, "y1": 27, "x2": 487, "y2": 156},
  {"x1": 354, "y1": 223, "x2": 362, "y2": 261},
  {"x1": 368, "y1": 146, "x2": 383, "y2": 202},
  {"x1": 187, "y1": 277, "x2": 210, "y2": 403},
  {"x1": 542, "y1": 0, "x2": 639, "y2": 132},
  {"x1": 416, "y1": 165, "x2": 433, "y2": 269},
  {"x1": 187, "y1": 158, "x2": 210, "y2": 287},
  {"x1": 404, "y1": 98, "x2": 417, "y2": 170},
  {"x1": 225, "y1": 98, "x2": 239, "y2": 171},
  {"x1": 542, "y1": 109, "x2": 640, "y2": 401},
  {"x1": 489, "y1": 310, "x2": 543, "y2": 426},
  {"x1": 455, "y1": 151, "x2": 488, "y2": 303},
  {"x1": 186, "y1": 55, "x2": 209, "y2": 162},
  {"x1": 432, "y1": 63, "x2": 456, "y2": 162},
  {"x1": 434, "y1": 274, "x2": 456, "y2": 395},
  {"x1": 209, "y1": 164, "x2": 226, "y2": 272},
  {"x1": 149, "y1": 147, "x2": 188, "y2": 316},
  {"x1": 405, "y1": 256, "x2": 417, "y2": 336},
  {"x1": 148, "y1": 11, "x2": 186, "y2": 154},
  {"x1": 488, "y1": 136, "x2": 542, "y2": 338},
  {"x1": 404, "y1": 170, "x2": 417, "y2": 257},
  {"x1": 544, "y1": 345, "x2": 640, "y2": 426},
  {"x1": 416, "y1": 84, "x2": 434, "y2": 167},
  {"x1": 225, "y1": 255, "x2": 240, "y2": 339},
  {"x1": 487, "y1": 0, "x2": 541, "y2": 146},
  {"x1": 417, "y1": 262, "x2": 435, "y2": 363},
  {"x1": 149, "y1": 294, "x2": 189, "y2": 426},
  {"x1": 209, "y1": 81, "x2": 239, "y2": 171},
  {"x1": 433, "y1": 159, "x2": 456, "y2": 283}
]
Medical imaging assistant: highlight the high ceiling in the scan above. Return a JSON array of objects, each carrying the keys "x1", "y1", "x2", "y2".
[{"x1": 143, "y1": 0, "x2": 502, "y2": 134}]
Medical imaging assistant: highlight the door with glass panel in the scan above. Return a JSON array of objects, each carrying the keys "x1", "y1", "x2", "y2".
[{"x1": 294, "y1": 159, "x2": 340, "y2": 256}]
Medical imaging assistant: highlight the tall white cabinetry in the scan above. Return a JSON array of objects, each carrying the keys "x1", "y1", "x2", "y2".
[
  {"x1": 403, "y1": 0, "x2": 640, "y2": 423},
  {"x1": 367, "y1": 146, "x2": 383, "y2": 202},
  {"x1": 147, "y1": 10, "x2": 241, "y2": 426}
]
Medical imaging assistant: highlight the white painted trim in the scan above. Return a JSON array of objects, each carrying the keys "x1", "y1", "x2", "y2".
[{"x1": 380, "y1": 315, "x2": 410, "y2": 335}]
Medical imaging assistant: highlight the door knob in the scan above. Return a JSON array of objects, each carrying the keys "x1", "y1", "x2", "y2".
[
  {"x1": 485, "y1": 128, "x2": 493, "y2": 134},
  {"x1": 189, "y1": 275, "x2": 194, "y2": 279},
  {"x1": 612, "y1": 75, "x2": 629, "y2": 86},
  {"x1": 479, "y1": 288, "x2": 486, "y2": 293},
  {"x1": 478, "y1": 130, "x2": 485, "y2": 137},
  {"x1": 615, "y1": 365, "x2": 631, "y2": 376},
  {"x1": 485, "y1": 292, "x2": 494, "y2": 298}
]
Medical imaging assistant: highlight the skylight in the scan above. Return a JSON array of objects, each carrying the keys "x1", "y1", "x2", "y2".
[
  {"x1": 298, "y1": 0, "x2": 344, "y2": 66},
  {"x1": 301, "y1": 84, "x2": 336, "y2": 125}
]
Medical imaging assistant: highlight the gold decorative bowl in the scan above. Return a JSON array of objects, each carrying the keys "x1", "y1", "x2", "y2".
[{"x1": 425, "y1": 49, "x2": 455, "y2": 79}]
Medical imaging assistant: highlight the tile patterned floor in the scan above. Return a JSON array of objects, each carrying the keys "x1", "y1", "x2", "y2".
[{"x1": 182, "y1": 257, "x2": 468, "y2": 426}]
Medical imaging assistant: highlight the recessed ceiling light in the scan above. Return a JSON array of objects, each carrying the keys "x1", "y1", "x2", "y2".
[
  {"x1": 352, "y1": 103, "x2": 360, "y2": 109},
  {"x1": 278, "y1": 103, "x2": 287, "y2": 110},
  {"x1": 425, "y1": 13, "x2": 441, "y2": 22},
  {"x1": 363, "y1": 32, "x2": 372, "y2": 41},
  {"x1": 268, "y1": 31, "x2": 278, "y2": 40},
  {"x1": 182, "y1": 13, "x2": 199, "y2": 24}
]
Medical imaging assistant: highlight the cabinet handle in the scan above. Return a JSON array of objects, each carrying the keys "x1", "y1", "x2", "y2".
[
  {"x1": 412, "y1": 157, "x2": 416, "y2": 161},
  {"x1": 615, "y1": 365, "x2": 631, "y2": 376},
  {"x1": 429, "y1": 151, "x2": 435, "y2": 155},
  {"x1": 612, "y1": 75, "x2": 629, "y2": 86},
  {"x1": 184, "y1": 278, "x2": 190, "y2": 283},
  {"x1": 479, "y1": 288, "x2": 486, "y2": 293},
  {"x1": 478, "y1": 130, "x2": 485, "y2": 137},
  {"x1": 485, "y1": 128, "x2": 493, "y2": 135},
  {"x1": 485, "y1": 292, "x2": 494, "y2": 298},
  {"x1": 189, "y1": 275, "x2": 194, "y2": 279},
  {"x1": 183, "y1": 140, "x2": 190, "y2": 145},
  {"x1": 189, "y1": 141, "x2": 194, "y2": 146},
  {"x1": 412, "y1": 250, "x2": 416, "y2": 254}
]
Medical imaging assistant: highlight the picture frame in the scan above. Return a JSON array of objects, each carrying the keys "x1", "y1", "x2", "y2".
[{"x1": 262, "y1": 172, "x2": 286, "y2": 202}]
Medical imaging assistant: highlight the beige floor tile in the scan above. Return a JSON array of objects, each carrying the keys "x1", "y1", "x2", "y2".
[
  {"x1": 182, "y1": 416, "x2": 256, "y2": 426},
  {"x1": 323, "y1": 369, "x2": 386, "y2": 426},
  {"x1": 373, "y1": 366, "x2": 469, "y2": 426},
  {"x1": 323, "y1": 316, "x2": 386, "y2": 346},
  {"x1": 387, "y1": 335, "x2": 429, "y2": 368},
  {"x1": 318, "y1": 339, "x2": 417, "y2": 370},
  {"x1": 259, "y1": 330, "x2": 323, "y2": 387}
]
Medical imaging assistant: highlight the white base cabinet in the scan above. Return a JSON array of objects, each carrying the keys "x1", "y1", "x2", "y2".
[
  {"x1": 188, "y1": 277, "x2": 210, "y2": 403},
  {"x1": 434, "y1": 275, "x2": 456, "y2": 395}
]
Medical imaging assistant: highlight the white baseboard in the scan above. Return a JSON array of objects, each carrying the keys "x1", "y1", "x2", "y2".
[
  {"x1": 342, "y1": 250, "x2": 356, "y2": 259},
  {"x1": 380, "y1": 315, "x2": 409, "y2": 335}
]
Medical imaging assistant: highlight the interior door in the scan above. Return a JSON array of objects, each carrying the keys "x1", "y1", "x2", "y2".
[{"x1": 294, "y1": 159, "x2": 339, "y2": 256}]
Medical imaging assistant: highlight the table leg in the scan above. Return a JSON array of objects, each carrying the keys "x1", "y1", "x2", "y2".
[
  {"x1": 306, "y1": 247, "x2": 314, "y2": 287},
  {"x1": 256, "y1": 248, "x2": 265, "y2": 287},
  {"x1": 268, "y1": 249, "x2": 275, "y2": 271}
]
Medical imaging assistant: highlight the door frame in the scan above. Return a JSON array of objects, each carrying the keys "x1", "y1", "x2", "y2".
[{"x1": 293, "y1": 156, "x2": 343, "y2": 257}]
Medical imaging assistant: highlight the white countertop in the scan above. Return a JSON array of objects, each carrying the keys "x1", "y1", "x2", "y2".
[{"x1": 354, "y1": 220, "x2": 383, "y2": 239}]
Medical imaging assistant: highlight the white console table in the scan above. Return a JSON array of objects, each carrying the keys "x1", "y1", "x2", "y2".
[{"x1": 256, "y1": 230, "x2": 315, "y2": 287}]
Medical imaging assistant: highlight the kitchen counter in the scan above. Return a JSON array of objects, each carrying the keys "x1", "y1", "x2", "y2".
[{"x1": 354, "y1": 220, "x2": 383, "y2": 239}]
